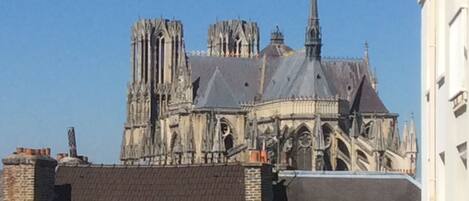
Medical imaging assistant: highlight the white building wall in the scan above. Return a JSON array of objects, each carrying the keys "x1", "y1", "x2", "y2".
[{"x1": 420, "y1": 0, "x2": 469, "y2": 200}]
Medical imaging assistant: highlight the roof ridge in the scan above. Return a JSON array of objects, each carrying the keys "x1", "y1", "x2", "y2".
[{"x1": 322, "y1": 56, "x2": 364, "y2": 61}]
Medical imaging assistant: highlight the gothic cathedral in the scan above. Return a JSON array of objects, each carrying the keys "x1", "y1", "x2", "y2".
[{"x1": 120, "y1": 0, "x2": 417, "y2": 175}]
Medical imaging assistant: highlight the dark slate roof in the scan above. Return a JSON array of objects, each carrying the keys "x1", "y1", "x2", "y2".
[
  {"x1": 189, "y1": 53, "x2": 389, "y2": 114},
  {"x1": 198, "y1": 67, "x2": 240, "y2": 108},
  {"x1": 321, "y1": 58, "x2": 372, "y2": 101},
  {"x1": 190, "y1": 56, "x2": 260, "y2": 108},
  {"x1": 350, "y1": 76, "x2": 388, "y2": 113},
  {"x1": 276, "y1": 171, "x2": 420, "y2": 201},
  {"x1": 54, "y1": 164, "x2": 245, "y2": 201},
  {"x1": 263, "y1": 52, "x2": 334, "y2": 100},
  {"x1": 259, "y1": 44, "x2": 294, "y2": 58}
]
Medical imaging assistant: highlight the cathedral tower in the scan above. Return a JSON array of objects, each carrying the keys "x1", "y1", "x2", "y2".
[
  {"x1": 207, "y1": 20, "x2": 260, "y2": 58},
  {"x1": 121, "y1": 19, "x2": 188, "y2": 165},
  {"x1": 305, "y1": 0, "x2": 322, "y2": 61}
]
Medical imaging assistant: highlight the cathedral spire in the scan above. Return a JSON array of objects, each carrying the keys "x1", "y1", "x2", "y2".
[
  {"x1": 305, "y1": 0, "x2": 322, "y2": 61},
  {"x1": 309, "y1": 0, "x2": 319, "y2": 23}
]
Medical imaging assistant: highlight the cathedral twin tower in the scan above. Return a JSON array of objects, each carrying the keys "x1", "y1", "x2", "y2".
[
  {"x1": 123, "y1": 18, "x2": 261, "y2": 163},
  {"x1": 123, "y1": 4, "x2": 265, "y2": 161}
]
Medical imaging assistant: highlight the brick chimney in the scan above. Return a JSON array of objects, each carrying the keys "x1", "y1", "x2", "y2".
[{"x1": 2, "y1": 147, "x2": 57, "y2": 201}]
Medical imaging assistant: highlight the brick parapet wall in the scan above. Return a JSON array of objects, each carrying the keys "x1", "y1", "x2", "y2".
[
  {"x1": 243, "y1": 163, "x2": 273, "y2": 201},
  {"x1": 2, "y1": 148, "x2": 57, "y2": 201}
]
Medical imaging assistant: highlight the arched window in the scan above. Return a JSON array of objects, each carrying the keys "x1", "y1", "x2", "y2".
[
  {"x1": 294, "y1": 126, "x2": 312, "y2": 170},
  {"x1": 310, "y1": 29, "x2": 316, "y2": 38},
  {"x1": 219, "y1": 34, "x2": 226, "y2": 56},
  {"x1": 363, "y1": 121, "x2": 373, "y2": 138},
  {"x1": 140, "y1": 38, "x2": 145, "y2": 81},
  {"x1": 220, "y1": 119, "x2": 235, "y2": 153},
  {"x1": 235, "y1": 36, "x2": 242, "y2": 57},
  {"x1": 159, "y1": 33, "x2": 165, "y2": 83},
  {"x1": 144, "y1": 36, "x2": 148, "y2": 83},
  {"x1": 132, "y1": 41, "x2": 137, "y2": 82},
  {"x1": 321, "y1": 124, "x2": 333, "y2": 147},
  {"x1": 174, "y1": 37, "x2": 179, "y2": 68},
  {"x1": 224, "y1": 134, "x2": 234, "y2": 151}
]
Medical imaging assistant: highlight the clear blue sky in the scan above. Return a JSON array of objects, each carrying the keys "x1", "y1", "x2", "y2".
[{"x1": 0, "y1": 0, "x2": 421, "y2": 168}]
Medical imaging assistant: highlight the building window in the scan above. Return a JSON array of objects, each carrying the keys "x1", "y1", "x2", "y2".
[
  {"x1": 457, "y1": 142, "x2": 467, "y2": 169},
  {"x1": 439, "y1": 151, "x2": 445, "y2": 164},
  {"x1": 448, "y1": 8, "x2": 468, "y2": 110}
]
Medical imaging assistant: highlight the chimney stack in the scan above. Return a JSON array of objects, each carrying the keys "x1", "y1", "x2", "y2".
[{"x1": 2, "y1": 147, "x2": 57, "y2": 201}]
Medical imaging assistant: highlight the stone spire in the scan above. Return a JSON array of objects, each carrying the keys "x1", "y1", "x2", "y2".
[
  {"x1": 406, "y1": 114, "x2": 418, "y2": 154},
  {"x1": 305, "y1": 0, "x2": 322, "y2": 61},
  {"x1": 401, "y1": 121, "x2": 409, "y2": 153},
  {"x1": 364, "y1": 42, "x2": 378, "y2": 92},
  {"x1": 391, "y1": 120, "x2": 401, "y2": 151},
  {"x1": 350, "y1": 113, "x2": 361, "y2": 138},
  {"x1": 403, "y1": 114, "x2": 418, "y2": 175}
]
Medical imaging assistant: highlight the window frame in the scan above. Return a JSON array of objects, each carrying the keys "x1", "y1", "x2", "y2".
[{"x1": 448, "y1": 7, "x2": 468, "y2": 111}]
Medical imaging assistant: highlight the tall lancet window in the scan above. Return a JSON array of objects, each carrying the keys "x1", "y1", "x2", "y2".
[
  {"x1": 174, "y1": 37, "x2": 179, "y2": 71},
  {"x1": 156, "y1": 33, "x2": 165, "y2": 84},
  {"x1": 234, "y1": 36, "x2": 242, "y2": 57},
  {"x1": 248, "y1": 41, "x2": 252, "y2": 57},
  {"x1": 144, "y1": 36, "x2": 148, "y2": 83},
  {"x1": 219, "y1": 34, "x2": 225, "y2": 56},
  {"x1": 140, "y1": 39, "x2": 145, "y2": 82},
  {"x1": 135, "y1": 38, "x2": 142, "y2": 83},
  {"x1": 132, "y1": 40, "x2": 137, "y2": 82}
]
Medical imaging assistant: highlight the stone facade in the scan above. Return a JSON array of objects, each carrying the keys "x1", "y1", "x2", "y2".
[
  {"x1": 120, "y1": 0, "x2": 418, "y2": 176},
  {"x1": 2, "y1": 148, "x2": 57, "y2": 201}
]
